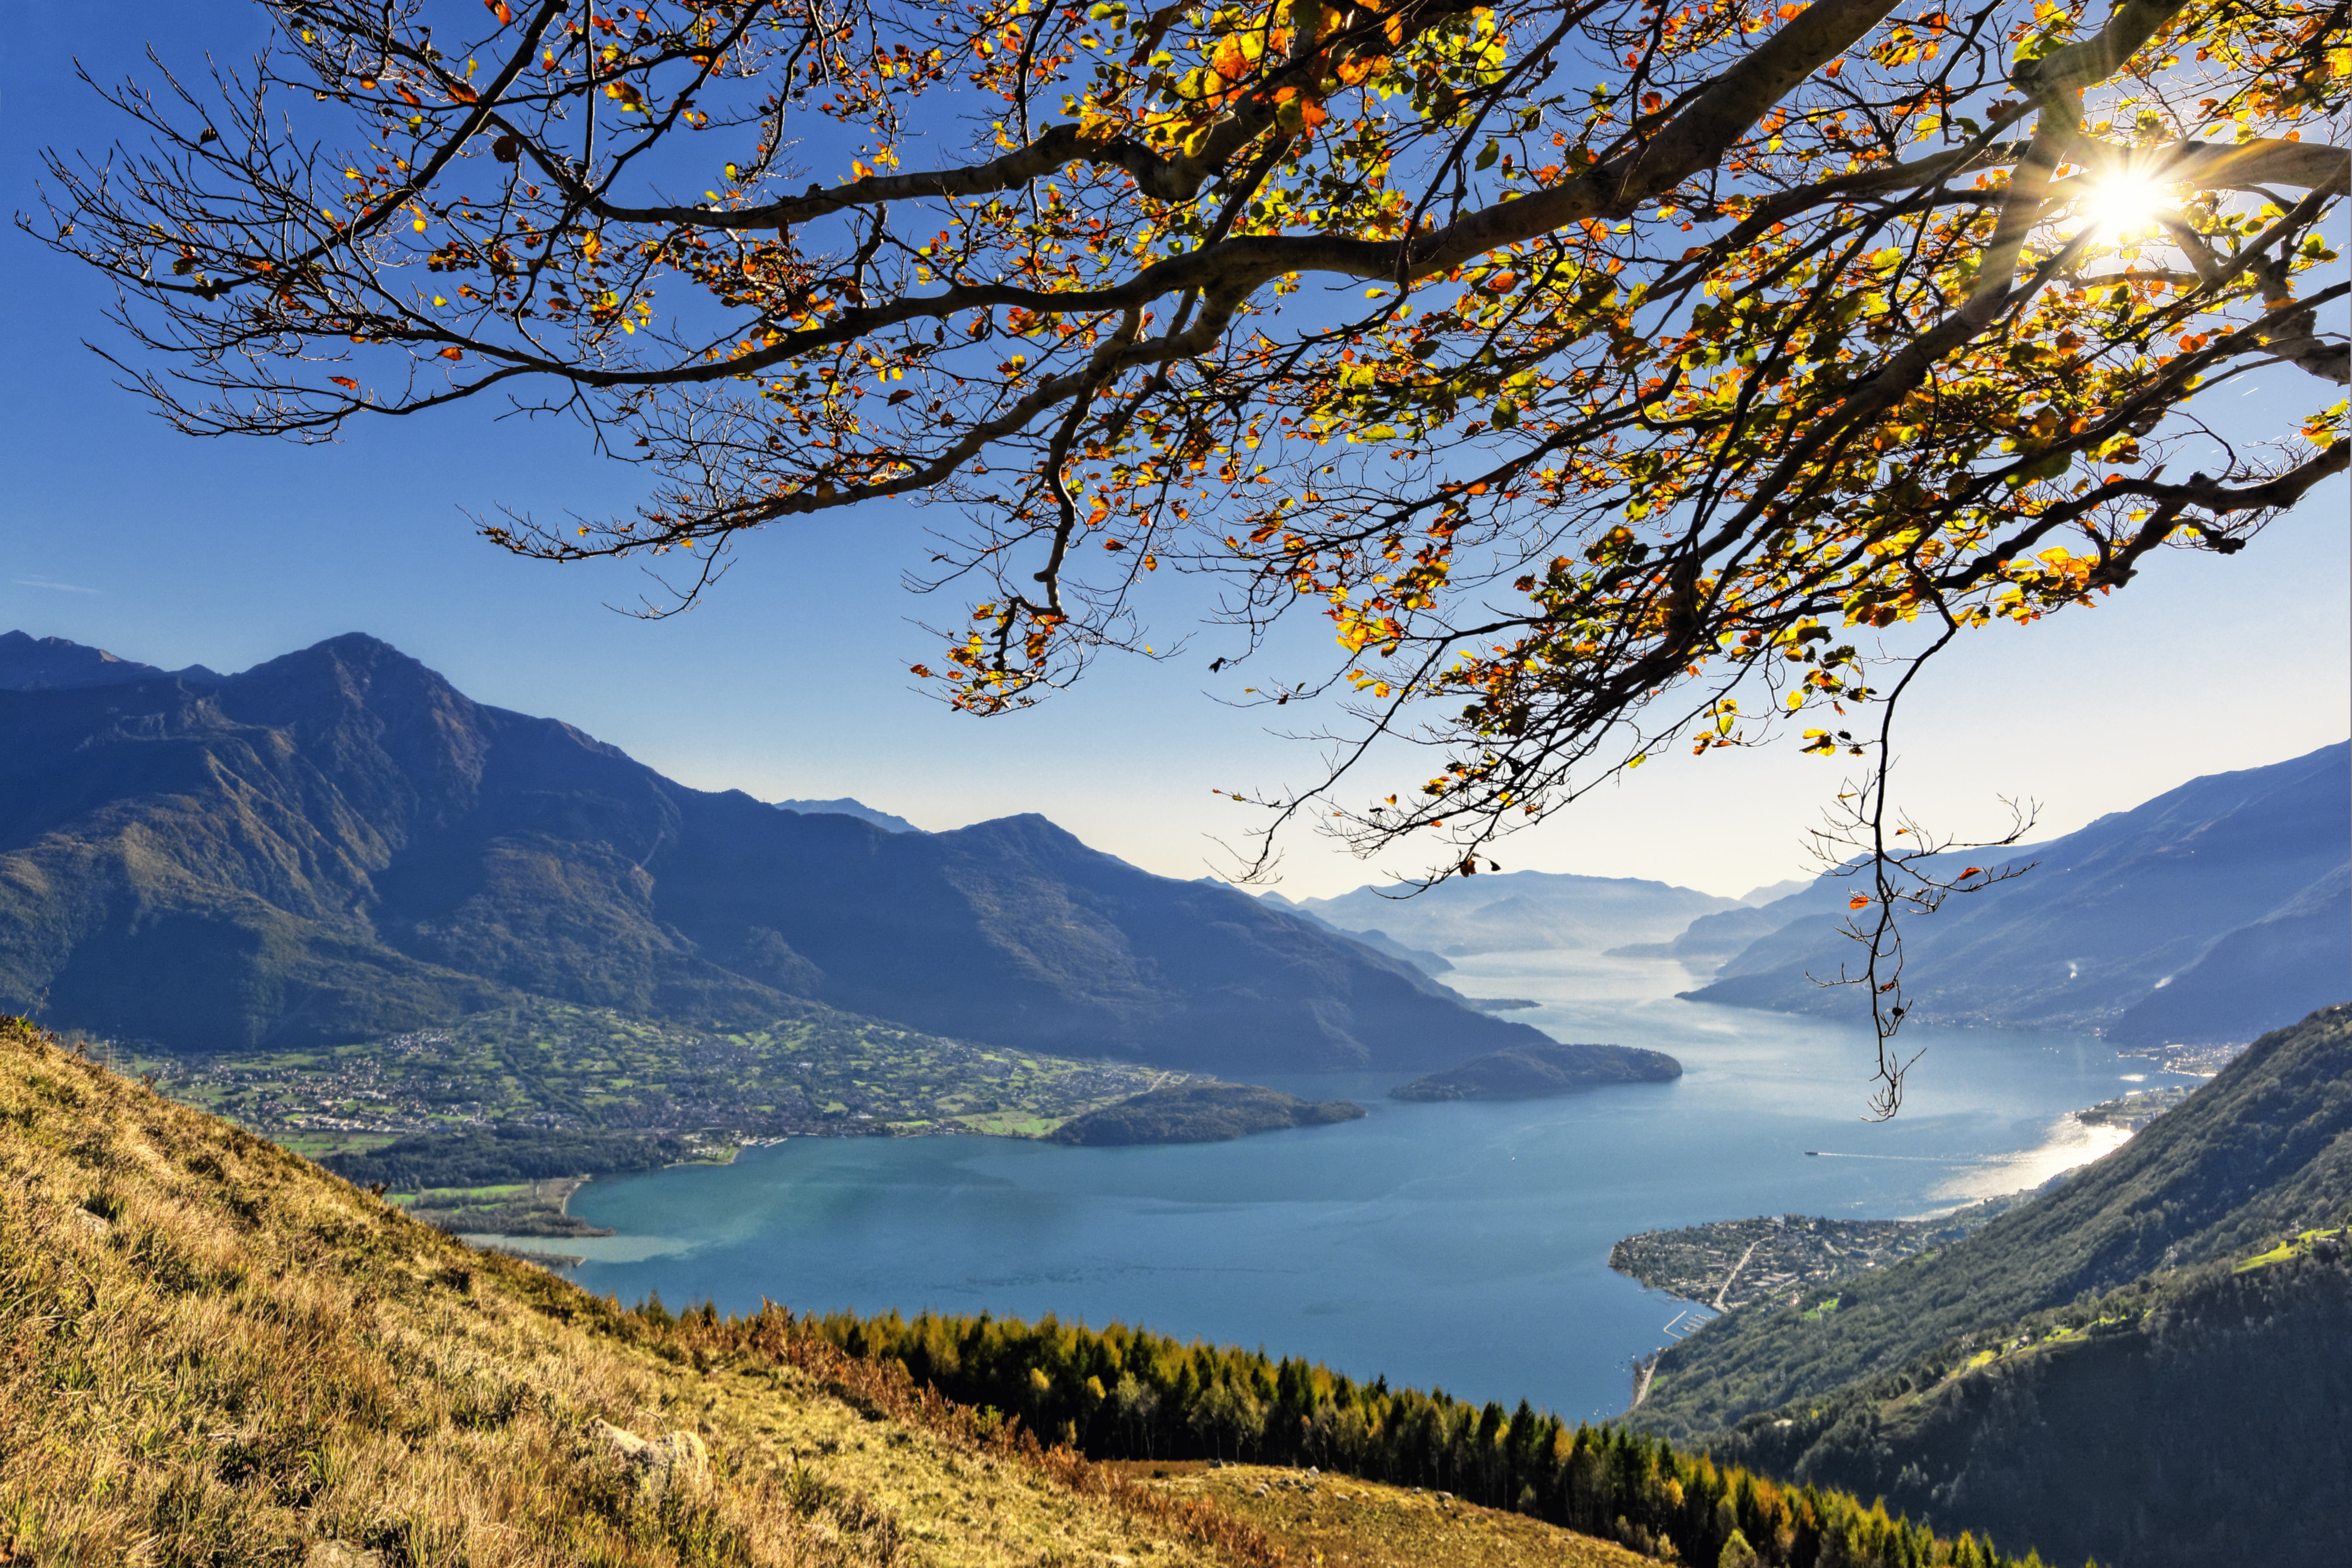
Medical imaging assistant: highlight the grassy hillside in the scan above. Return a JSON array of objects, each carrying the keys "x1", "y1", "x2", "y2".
[
  {"x1": 1633, "y1": 1003, "x2": 2352, "y2": 1443},
  {"x1": 0, "y1": 1014, "x2": 1282, "y2": 1566},
  {"x1": 3, "y1": 1014, "x2": 2076, "y2": 1567},
  {"x1": 1702, "y1": 1229, "x2": 2352, "y2": 1568}
]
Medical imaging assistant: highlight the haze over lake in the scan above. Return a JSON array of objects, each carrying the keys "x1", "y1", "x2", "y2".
[{"x1": 561, "y1": 951, "x2": 2197, "y2": 1421}]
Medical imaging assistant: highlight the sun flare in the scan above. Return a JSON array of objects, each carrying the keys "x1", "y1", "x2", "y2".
[{"x1": 2080, "y1": 170, "x2": 2172, "y2": 235}]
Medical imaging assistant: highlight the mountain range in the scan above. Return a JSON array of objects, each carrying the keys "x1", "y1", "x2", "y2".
[
  {"x1": 0, "y1": 631, "x2": 1548, "y2": 1071},
  {"x1": 1674, "y1": 743, "x2": 2349, "y2": 1042}
]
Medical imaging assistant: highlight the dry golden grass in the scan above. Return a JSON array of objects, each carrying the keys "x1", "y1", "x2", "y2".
[
  {"x1": 0, "y1": 1018, "x2": 1238, "y2": 1568},
  {"x1": 1120, "y1": 1463, "x2": 1657, "y2": 1568},
  {"x1": 1, "y1": 1017, "x2": 1659, "y2": 1568}
]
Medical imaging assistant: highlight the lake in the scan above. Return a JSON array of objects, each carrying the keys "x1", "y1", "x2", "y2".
[{"x1": 559, "y1": 952, "x2": 2196, "y2": 1423}]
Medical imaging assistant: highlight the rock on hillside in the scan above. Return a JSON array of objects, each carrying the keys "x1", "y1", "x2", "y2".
[{"x1": 0, "y1": 632, "x2": 1546, "y2": 1071}]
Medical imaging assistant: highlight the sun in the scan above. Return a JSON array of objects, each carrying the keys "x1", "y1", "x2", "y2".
[{"x1": 2079, "y1": 169, "x2": 2171, "y2": 236}]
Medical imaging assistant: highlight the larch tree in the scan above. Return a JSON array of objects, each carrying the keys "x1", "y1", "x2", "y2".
[{"x1": 28, "y1": 0, "x2": 2349, "y2": 1103}]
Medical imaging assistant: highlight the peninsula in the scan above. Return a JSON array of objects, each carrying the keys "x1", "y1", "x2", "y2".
[
  {"x1": 1049, "y1": 1083, "x2": 1367, "y2": 1145},
  {"x1": 1390, "y1": 1042, "x2": 1682, "y2": 1102}
]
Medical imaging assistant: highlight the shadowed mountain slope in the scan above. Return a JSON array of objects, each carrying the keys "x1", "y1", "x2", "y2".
[
  {"x1": 0, "y1": 633, "x2": 1542, "y2": 1070},
  {"x1": 1631, "y1": 1004, "x2": 2352, "y2": 1444},
  {"x1": 1682, "y1": 743, "x2": 2350, "y2": 1039}
]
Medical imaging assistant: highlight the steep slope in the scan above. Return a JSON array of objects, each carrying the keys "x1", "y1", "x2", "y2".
[
  {"x1": 0, "y1": 633, "x2": 1541, "y2": 1071},
  {"x1": 0, "y1": 1014, "x2": 1273, "y2": 1566},
  {"x1": 1706, "y1": 1234, "x2": 2352, "y2": 1568},
  {"x1": 1294, "y1": 871, "x2": 1737, "y2": 956},
  {"x1": 1683, "y1": 743, "x2": 2350, "y2": 1038},
  {"x1": 2109, "y1": 860, "x2": 2351, "y2": 1042},
  {"x1": 1631, "y1": 1004, "x2": 2352, "y2": 1443}
]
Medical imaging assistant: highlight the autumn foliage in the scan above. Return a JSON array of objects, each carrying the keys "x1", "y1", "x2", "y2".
[{"x1": 31, "y1": 0, "x2": 2349, "y2": 868}]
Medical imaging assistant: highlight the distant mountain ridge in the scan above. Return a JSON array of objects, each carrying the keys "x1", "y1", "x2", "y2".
[
  {"x1": 1287, "y1": 871, "x2": 1739, "y2": 957},
  {"x1": 0, "y1": 631, "x2": 1546, "y2": 1071},
  {"x1": 1679, "y1": 743, "x2": 2350, "y2": 1042},
  {"x1": 0, "y1": 630, "x2": 222, "y2": 690},
  {"x1": 772, "y1": 797, "x2": 921, "y2": 834}
]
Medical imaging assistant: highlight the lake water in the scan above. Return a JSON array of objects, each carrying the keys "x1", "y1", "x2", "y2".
[{"x1": 560, "y1": 952, "x2": 2198, "y2": 1423}]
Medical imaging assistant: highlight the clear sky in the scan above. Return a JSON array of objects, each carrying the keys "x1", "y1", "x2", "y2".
[{"x1": 4, "y1": 4, "x2": 2346, "y2": 900}]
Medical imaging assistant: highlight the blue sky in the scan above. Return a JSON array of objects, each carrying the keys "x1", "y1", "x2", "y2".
[{"x1": 3, "y1": 2, "x2": 2345, "y2": 899}]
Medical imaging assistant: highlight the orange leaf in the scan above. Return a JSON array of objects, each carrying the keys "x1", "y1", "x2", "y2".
[
  {"x1": 438, "y1": 347, "x2": 465, "y2": 361},
  {"x1": 328, "y1": 376, "x2": 359, "y2": 390},
  {"x1": 1847, "y1": 894, "x2": 1870, "y2": 909},
  {"x1": 1959, "y1": 866, "x2": 1984, "y2": 879}
]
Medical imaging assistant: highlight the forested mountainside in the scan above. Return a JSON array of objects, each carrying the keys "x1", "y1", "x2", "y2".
[
  {"x1": 1707, "y1": 1232, "x2": 2350, "y2": 1568},
  {"x1": 1632, "y1": 1004, "x2": 2352, "y2": 1441},
  {"x1": 1680, "y1": 743, "x2": 2350, "y2": 1041},
  {"x1": 5, "y1": 1014, "x2": 2053, "y2": 1568},
  {"x1": 0, "y1": 632, "x2": 1539, "y2": 1070}
]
